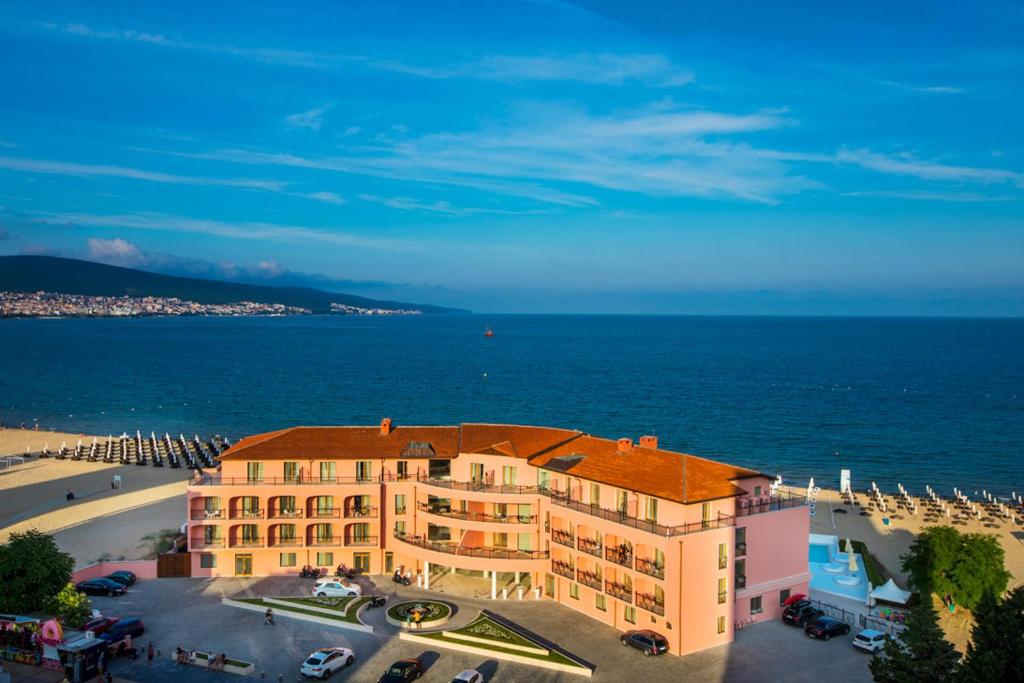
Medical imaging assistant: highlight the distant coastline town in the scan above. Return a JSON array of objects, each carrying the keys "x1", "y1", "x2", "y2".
[{"x1": 0, "y1": 290, "x2": 424, "y2": 318}]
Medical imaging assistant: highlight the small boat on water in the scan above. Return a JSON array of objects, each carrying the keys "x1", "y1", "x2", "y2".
[{"x1": 484, "y1": 327, "x2": 494, "y2": 337}]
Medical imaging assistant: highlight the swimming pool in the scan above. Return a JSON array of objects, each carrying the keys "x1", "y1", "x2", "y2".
[{"x1": 809, "y1": 544, "x2": 830, "y2": 563}]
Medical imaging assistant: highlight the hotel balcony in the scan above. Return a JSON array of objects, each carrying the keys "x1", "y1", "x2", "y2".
[
  {"x1": 228, "y1": 537, "x2": 265, "y2": 548},
  {"x1": 605, "y1": 580, "x2": 633, "y2": 603},
  {"x1": 193, "y1": 475, "x2": 379, "y2": 486},
  {"x1": 635, "y1": 557, "x2": 665, "y2": 580},
  {"x1": 345, "y1": 535, "x2": 378, "y2": 547},
  {"x1": 551, "y1": 528, "x2": 575, "y2": 548},
  {"x1": 735, "y1": 541, "x2": 747, "y2": 557},
  {"x1": 344, "y1": 506, "x2": 378, "y2": 519},
  {"x1": 306, "y1": 535, "x2": 344, "y2": 547},
  {"x1": 306, "y1": 507, "x2": 342, "y2": 519},
  {"x1": 415, "y1": 502, "x2": 535, "y2": 525},
  {"x1": 577, "y1": 569, "x2": 602, "y2": 590},
  {"x1": 577, "y1": 537, "x2": 602, "y2": 558},
  {"x1": 189, "y1": 537, "x2": 224, "y2": 549},
  {"x1": 412, "y1": 475, "x2": 540, "y2": 496},
  {"x1": 228, "y1": 509, "x2": 264, "y2": 520},
  {"x1": 269, "y1": 508, "x2": 304, "y2": 520},
  {"x1": 393, "y1": 530, "x2": 549, "y2": 561},
  {"x1": 551, "y1": 559, "x2": 575, "y2": 579},
  {"x1": 268, "y1": 537, "x2": 303, "y2": 548},
  {"x1": 542, "y1": 488, "x2": 737, "y2": 537},
  {"x1": 736, "y1": 574, "x2": 747, "y2": 589},
  {"x1": 190, "y1": 508, "x2": 225, "y2": 521},
  {"x1": 735, "y1": 490, "x2": 807, "y2": 517},
  {"x1": 636, "y1": 592, "x2": 665, "y2": 616},
  {"x1": 605, "y1": 545, "x2": 633, "y2": 568}
]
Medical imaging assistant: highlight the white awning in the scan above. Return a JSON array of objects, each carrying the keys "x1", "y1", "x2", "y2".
[{"x1": 870, "y1": 578, "x2": 911, "y2": 605}]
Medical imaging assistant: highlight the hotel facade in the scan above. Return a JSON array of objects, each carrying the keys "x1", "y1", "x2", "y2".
[{"x1": 186, "y1": 420, "x2": 809, "y2": 655}]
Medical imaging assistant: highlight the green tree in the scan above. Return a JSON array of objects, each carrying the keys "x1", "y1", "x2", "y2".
[
  {"x1": 0, "y1": 530, "x2": 75, "y2": 613},
  {"x1": 47, "y1": 582, "x2": 91, "y2": 628},
  {"x1": 870, "y1": 599, "x2": 961, "y2": 683},
  {"x1": 901, "y1": 525, "x2": 960, "y2": 597},
  {"x1": 948, "y1": 534, "x2": 1010, "y2": 610},
  {"x1": 959, "y1": 587, "x2": 1024, "y2": 683}
]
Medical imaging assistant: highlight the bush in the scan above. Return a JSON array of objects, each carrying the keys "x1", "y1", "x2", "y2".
[
  {"x1": 0, "y1": 530, "x2": 75, "y2": 613},
  {"x1": 850, "y1": 540, "x2": 887, "y2": 586},
  {"x1": 48, "y1": 582, "x2": 91, "y2": 628}
]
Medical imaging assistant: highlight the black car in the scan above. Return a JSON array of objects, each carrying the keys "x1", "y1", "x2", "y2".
[
  {"x1": 620, "y1": 629, "x2": 669, "y2": 656},
  {"x1": 782, "y1": 600, "x2": 823, "y2": 626},
  {"x1": 76, "y1": 578, "x2": 126, "y2": 596},
  {"x1": 98, "y1": 617, "x2": 145, "y2": 643},
  {"x1": 106, "y1": 570, "x2": 137, "y2": 586},
  {"x1": 805, "y1": 616, "x2": 851, "y2": 640},
  {"x1": 377, "y1": 658, "x2": 423, "y2": 682}
]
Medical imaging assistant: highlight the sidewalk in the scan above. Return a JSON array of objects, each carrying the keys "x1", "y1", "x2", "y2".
[{"x1": 0, "y1": 661, "x2": 134, "y2": 682}]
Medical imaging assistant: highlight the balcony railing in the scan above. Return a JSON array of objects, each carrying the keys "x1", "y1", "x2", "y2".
[
  {"x1": 194, "y1": 475, "x2": 378, "y2": 486},
  {"x1": 393, "y1": 530, "x2": 549, "y2": 560},
  {"x1": 190, "y1": 537, "x2": 224, "y2": 548},
  {"x1": 306, "y1": 508, "x2": 342, "y2": 519},
  {"x1": 605, "y1": 546, "x2": 633, "y2": 568},
  {"x1": 635, "y1": 557, "x2": 665, "y2": 580},
  {"x1": 344, "y1": 506, "x2": 378, "y2": 519},
  {"x1": 636, "y1": 592, "x2": 665, "y2": 616},
  {"x1": 269, "y1": 508, "x2": 303, "y2": 519},
  {"x1": 307, "y1": 536, "x2": 344, "y2": 546},
  {"x1": 551, "y1": 559, "x2": 575, "y2": 579},
  {"x1": 605, "y1": 581, "x2": 633, "y2": 603},
  {"x1": 577, "y1": 537, "x2": 602, "y2": 557},
  {"x1": 229, "y1": 509, "x2": 264, "y2": 520},
  {"x1": 345, "y1": 536, "x2": 378, "y2": 547},
  {"x1": 551, "y1": 528, "x2": 575, "y2": 548},
  {"x1": 416, "y1": 502, "x2": 536, "y2": 525},
  {"x1": 190, "y1": 508, "x2": 224, "y2": 520},
  {"x1": 228, "y1": 537, "x2": 264, "y2": 548},
  {"x1": 541, "y1": 488, "x2": 736, "y2": 537},
  {"x1": 577, "y1": 569, "x2": 602, "y2": 590},
  {"x1": 269, "y1": 538, "x2": 302, "y2": 547},
  {"x1": 735, "y1": 490, "x2": 807, "y2": 517},
  {"x1": 413, "y1": 475, "x2": 540, "y2": 496}
]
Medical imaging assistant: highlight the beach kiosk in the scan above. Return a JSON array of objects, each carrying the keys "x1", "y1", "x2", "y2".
[
  {"x1": 0, "y1": 614, "x2": 40, "y2": 666},
  {"x1": 57, "y1": 633, "x2": 107, "y2": 683}
]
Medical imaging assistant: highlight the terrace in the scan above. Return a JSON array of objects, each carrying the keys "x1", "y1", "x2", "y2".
[
  {"x1": 551, "y1": 559, "x2": 575, "y2": 580},
  {"x1": 636, "y1": 591, "x2": 665, "y2": 616},
  {"x1": 416, "y1": 502, "x2": 536, "y2": 524},
  {"x1": 393, "y1": 530, "x2": 549, "y2": 560},
  {"x1": 735, "y1": 490, "x2": 807, "y2": 517},
  {"x1": 542, "y1": 488, "x2": 738, "y2": 537}
]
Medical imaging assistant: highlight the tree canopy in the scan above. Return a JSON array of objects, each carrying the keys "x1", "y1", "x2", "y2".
[
  {"x1": 959, "y1": 587, "x2": 1024, "y2": 683},
  {"x1": 901, "y1": 526, "x2": 1009, "y2": 609},
  {"x1": 0, "y1": 530, "x2": 75, "y2": 613},
  {"x1": 870, "y1": 598, "x2": 961, "y2": 683}
]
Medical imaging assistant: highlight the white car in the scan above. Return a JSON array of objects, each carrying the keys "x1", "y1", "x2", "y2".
[
  {"x1": 313, "y1": 579, "x2": 362, "y2": 597},
  {"x1": 300, "y1": 647, "x2": 355, "y2": 679},
  {"x1": 852, "y1": 628, "x2": 888, "y2": 653},
  {"x1": 451, "y1": 670, "x2": 483, "y2": 683}
]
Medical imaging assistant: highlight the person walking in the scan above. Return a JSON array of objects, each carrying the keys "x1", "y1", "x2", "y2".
[
  {"x1": 264, "y1": 608, "x2": 274, "y2": 625},
  {"x1": 146, "y1": 642, "x2": 154, "y2": 669}
]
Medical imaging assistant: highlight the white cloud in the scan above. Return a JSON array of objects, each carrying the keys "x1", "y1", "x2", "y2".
[
  {"x1": 296, "y1": 191, "x2": 345, "y2": 204},
  {"x1": 837, "y1": 148, "x2": 1024, "y2": 186},
  {"x1": 33, "y1": 211, "x2": 420, "y2": 250},
  {"x1": 478, "y1": 53, "x2": 693, "y2": 87},
  {"x1": 286, "y1": 104, "x2": 331, "y2": 131},
  {"x1": 843, "y1": 190, "x2": 1016, "y2": 202},
  {"x1": 87, "y1": 237, "x2": 145, "y2": 262},
  {"x1": 882, "y1": 80, "x2": 965, "y2": 94},
  {"x1": 357, "y1": 193, "x2": 552, "y2": 216}
]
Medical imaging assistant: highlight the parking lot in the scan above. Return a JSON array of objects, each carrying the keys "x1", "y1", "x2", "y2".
[{"x1": 96, "y1": 576, "x2": 873, "y2": 682}]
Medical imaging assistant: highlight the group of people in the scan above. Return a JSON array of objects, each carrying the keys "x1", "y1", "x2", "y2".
[{"x1": 175, "y1": 645, "x2": 229, "y2": 671}]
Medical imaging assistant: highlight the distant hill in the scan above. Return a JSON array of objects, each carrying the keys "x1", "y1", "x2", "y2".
[{"x1": 0, "y1": 255, "x2": 468, "y2": 314}]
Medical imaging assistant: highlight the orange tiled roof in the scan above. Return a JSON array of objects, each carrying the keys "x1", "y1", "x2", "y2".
[
  {"x1": 218, "y1": 425, "x2": 459, "y2": 461},
  {"x1": 458, "y1": 423, "x2": 582, "y2": 459}
]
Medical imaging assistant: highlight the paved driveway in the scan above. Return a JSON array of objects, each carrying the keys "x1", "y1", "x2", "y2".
[{"x1": 97, "y1": 576, "x2": 872, "y2": 683}]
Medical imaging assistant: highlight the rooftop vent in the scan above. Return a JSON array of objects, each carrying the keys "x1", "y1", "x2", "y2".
[
  {"x1": 380, "y1": 417, "x2": 393, "y2": 435},
  {"x1": 617, "y1": 437, "x2": 633, "y2": 453},
  {"x1": 639, "y1": 435, "x2": 658, "y2": 449}
]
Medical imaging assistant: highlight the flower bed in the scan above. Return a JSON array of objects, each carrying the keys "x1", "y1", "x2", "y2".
[
  {"x1": 222, "y1": 597, "x2": 373, "y2": 632},
  {"x1": 385, "y1": 600, "x2": 454, "y2": 629}
]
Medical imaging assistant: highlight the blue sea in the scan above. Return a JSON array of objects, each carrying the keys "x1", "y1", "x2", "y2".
[{"x1": 2, "y1": 315, "x2": 1021, "y2": 495}]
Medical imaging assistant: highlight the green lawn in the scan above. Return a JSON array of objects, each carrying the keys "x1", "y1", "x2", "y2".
[
  {"x1": 276, "y1": 596, "x2": 355, "y2": 613},
  {"x1": 236, "y1": 597, "x2": 370, "y2": 624},
  {"x1": 416, "y1": 631, "x2": 584, "y2": 668}
]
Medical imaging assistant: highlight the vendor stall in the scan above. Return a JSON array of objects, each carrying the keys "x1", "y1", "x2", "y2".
[{"x1": 0, "y1": 614, "x2": 40, "y2": 666}]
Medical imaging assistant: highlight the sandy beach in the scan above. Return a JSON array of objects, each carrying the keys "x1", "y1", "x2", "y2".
[{"x1": 0, "y1": 428, "x2": 190, "y2": 566}]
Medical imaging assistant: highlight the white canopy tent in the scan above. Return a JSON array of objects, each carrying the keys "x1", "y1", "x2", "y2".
[{"x1": 870, "y1": 578, "x2": 912, "y2": 605}]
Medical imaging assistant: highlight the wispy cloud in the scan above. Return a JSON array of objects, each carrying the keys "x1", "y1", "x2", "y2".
[
  {"x1": 32, "y1": 211, "x2": 417, "y2": 250},
  {"x1": 296, "y1": 191, "x2": 345, "y2": 204},
  {"x1": 477, "y1": 53, "x2": 692, "y2": 86},
  {"x1": 881, "y1": 80, "x2": 965, "y2": 94},
  {"x1": 836, "y1": 148, "x2": 1024, "y2": 186},
  {"x1": 843, "y1": 190, "x2": 1016, "y2": 202},
  {"x1": 357, "y1": 193, "x2": 552, "y2": 216},
  {"x1": 286, "y1": 104, "x2": 331, "y2": 131}
]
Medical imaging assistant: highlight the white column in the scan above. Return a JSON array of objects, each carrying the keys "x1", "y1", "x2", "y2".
[
  {"x1": 515, "y1": 571, "x2": 521, "y2": 585},
  {"x1": 491, "y1": 570, "x2": 497, "y2": 600},
  {"x1": 424, "y1": 561, "x2": 430, "y2": 590}
]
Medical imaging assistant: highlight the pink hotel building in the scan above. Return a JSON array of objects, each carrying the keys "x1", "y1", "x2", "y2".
[{"x1": 187, "y1": 420, "x2": 809, "y2": 655}]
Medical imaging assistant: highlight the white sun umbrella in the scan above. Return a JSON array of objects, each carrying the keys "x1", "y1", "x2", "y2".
[
  {"x1": 866, "y1": 581, "x2": 875, "y2": 607},
  {"x1": 848, "y1": 545, "x2": 858, "y2": 573}
]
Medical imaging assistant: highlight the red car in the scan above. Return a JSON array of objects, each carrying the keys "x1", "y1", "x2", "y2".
[{"x1": 82, "y1": 616, "x2": 120, "y2": 635}]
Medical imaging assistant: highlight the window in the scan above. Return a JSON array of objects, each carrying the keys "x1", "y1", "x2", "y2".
[
  {"x1": 779, "y1": 589, "x2": 791, "y2": 606},
  {"x1": 595, "y1": 594, "x2": 607, "y2": 611},
  {"x1": 394, "y1": 494, "x2": 406, "y2": 515},
  {"x1": 494, "y1": 503, "x2": 508, "y2": 519},
  {"x1": 279, "y1": 553, "x2": 296, "y2": 567},
  {"x1": 283, "y1": 461, "x2": 299, "y2": 481},
  {"x1": 624, "y1": 606, "x2": 636, "y2": 624},
  {"x1": 203, "y1": 526, "x2": 220, "y2": 543},
  {"x1": 750, "y1": 596, "x2": 763, "y2": 615},
  {"x1": 616, "y1": 490, "x2": 629, "y2": 514},
  {"x1": 717, "y1": 615, "x2": 726, "y2": 634},
  {"x1": 394, "y1": 520, "x2": 406, "y2": 534},
  {"x1": 538, "y1": 469, "x2": 550, "y2": 490},
  {"x1": 204, "y1": 497, "x2": 221, "y2": 514},
  {"x1": 241, "y1": 524, "x2": 259, "y2": 543},
  {"x1": 356, "y1": 461, "x2": 373, "y2": 482},
  {"x1": 316, "y1": 552, "x2": 333, "y2": 566},
  {"x1": 348, "y1": 523, "x2": 372, "y2": 544},
  {"x1": 502, "y1": 465, "x2": 517, "y2": 486},
  {"x1": 590, "y1": 482, "x2": 601, "y2": 507},
  {"x1": 319, "y1": 461, "x2": 336, "y2": 482},
  {"x1": 544, "y1": 574, "x2": 555, "y2": 598},
  {"x1": 277, "y1": 524, "x2": 296, "y2": 543},
  {"x1": 313, "y1": 523, "x2": 333, "y2": 543},
  {"x1": 396, "y1": 461, "x2": 408, "y2": 480},
  {"x1": 246, "y1": 462, "x2": 263, "y2": 482},
  {"x1": 718, "y1": 577, "x2": 727, "y2": 604},
  {"x1": 240, "y1": 496, "x2": 260, "y2": 517},
  {"x1": 314, "y1": 495, "x2": 334, "y2": 516},
  {"x1": 569, "y1": 583, "x2": 579, "y2": 600},
  {"x1": 518, "y1": 503, "x2": 532, "y2": 523},
  {"x1": 385, "y1": 552, "x2": 394, "y2": 574},
  {"x1": 735, "y1": 526, "x2": 747, "y2": 555},
  {"x1": 702, "y1": 502, "x2": 713, "y2": 527},
  {"x1": 493, "y1": 532, "x2": 508, "y2": 548},
  {"x1": 718, "y1": 543, "x2": 728, "y2": 569},
  {"x1": 428, "y1": 459, "x2": 450, "y2": 479},
  {"x1": 645, "y1": 497, "x2": 658, "y2": 523},
  {"x1": 753, "y1": 485, "x2": 762, "y2": 497},
  {"x1": 735, "y1": 559, "x2": 746, "y2": 588},
  {"x1": 353, "y1": 552, "x2": 371, "y2": 572},
  {"x1": 427, "y1": 525, "x2": 451, "y2": 541},
  {"x1": 277, "y1": 495, "x2": 296, "y2": 515},
  {"x1": 470, "y1": 463, "x2": 485, "y2": 483},
  {"x1": 200, "y1": 553, "x2": 216, "y2": 568}
]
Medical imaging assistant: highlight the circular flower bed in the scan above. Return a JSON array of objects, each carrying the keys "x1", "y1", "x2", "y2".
[{"x1": 385, "y1": 600, "x2": 454, "y2": 629}]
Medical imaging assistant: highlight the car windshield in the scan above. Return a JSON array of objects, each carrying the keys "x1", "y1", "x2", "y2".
[
  {"x1": 855, "y1": 634, "x2": 871, "y2": 641},
  {"x1": 388, "y1": 665, "x2": 408, "y2": 674}
]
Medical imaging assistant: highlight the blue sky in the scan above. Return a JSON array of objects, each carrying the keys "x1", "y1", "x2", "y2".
[{"x1": 0, "y1": 0, "x2": 1022, "y2": 314}]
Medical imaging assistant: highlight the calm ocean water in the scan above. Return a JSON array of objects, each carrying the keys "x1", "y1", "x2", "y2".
[{"x1": 2, "y1": 315, "x2": 1022, "y2": 495}]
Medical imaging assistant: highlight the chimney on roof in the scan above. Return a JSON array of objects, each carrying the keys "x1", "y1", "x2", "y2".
[
  {"x1": 617, "y1": 437, "x2": 633, "y2": 453},
  {"x1": 639, "y1": 435, "x2": 658, "y2": 449},
  {"x1": 380, "y1": 417, "x2": 393, "y2": 435}
]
